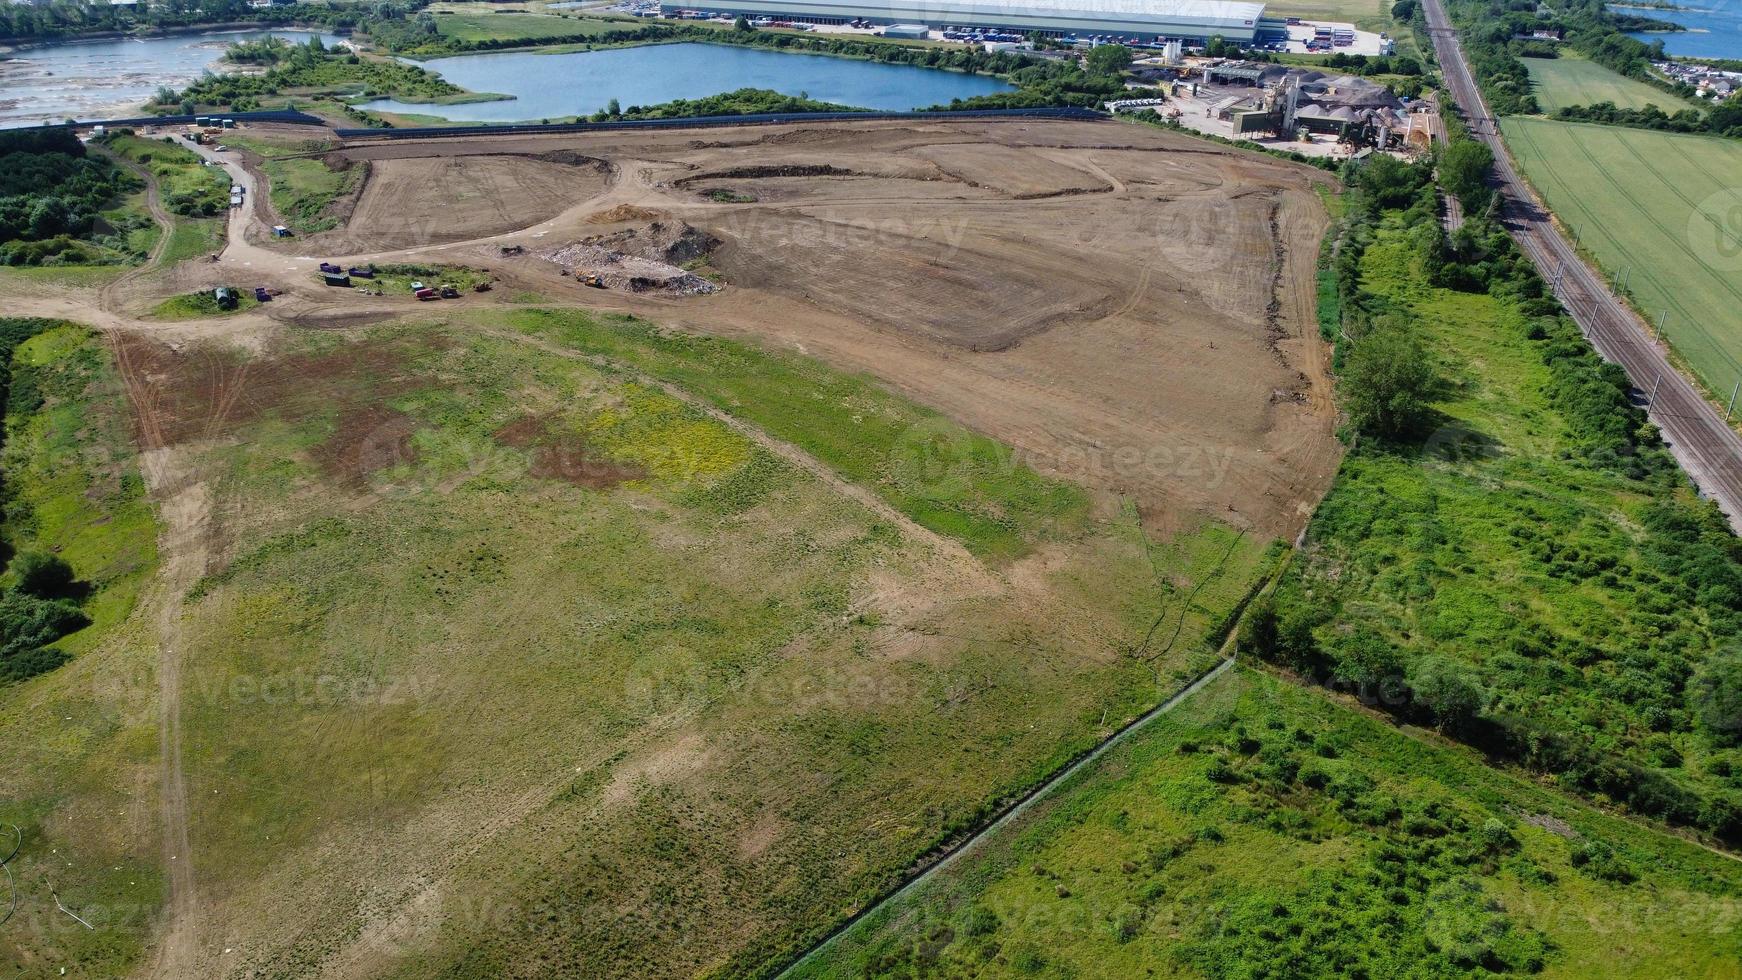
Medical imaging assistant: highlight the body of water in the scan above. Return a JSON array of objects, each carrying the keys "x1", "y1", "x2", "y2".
[
  {"x1": 355, "y1": 42, "x2": 1015, "y2": 121},
  {"x1": 0, "y1": 29, "x2": 343, "y2": 129},
  {"x1": 1617, "y1": 4, "x2": 1742, "y2": 60}
]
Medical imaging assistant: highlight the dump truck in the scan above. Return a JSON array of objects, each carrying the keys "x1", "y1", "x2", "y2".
[{"x1": 323, "y1": 272, "x2": 351, "y2": 287}]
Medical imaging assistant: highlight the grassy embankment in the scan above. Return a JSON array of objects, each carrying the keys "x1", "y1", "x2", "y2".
[
  {"x1": 222, "y1": 133, "x2": 360, "y2": 234},
  {"x1": 796, "y1": 666, "x2": 1742, "y2": 977},
  {"x1": 0, "y1": 321, "x2": 165, "y2": 977},
  {"x1": 128, "y1": 308, "x2": 1273, "y2": 975},
  {"x1": 1501, "y1": 116, "x2": 1742, "y2": 402}
]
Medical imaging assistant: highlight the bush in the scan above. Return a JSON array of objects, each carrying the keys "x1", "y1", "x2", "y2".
[
  {"x1": 10, "y1": 550, "x2": 76, "y2": 599},
  {"x1": 1340, "y1": 326, "x2": 1442, "y2": 440}
]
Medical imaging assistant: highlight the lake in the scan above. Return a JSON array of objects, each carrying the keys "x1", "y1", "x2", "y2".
[
  {"x1": 355, "y1": 42, "x2": 1015, "y2": 121},
  {"x1": 0, "y1": 29, "x2": 344, "y2": 128},
  {"x1": 1617, "y1": 4, "x2": 1742, "y2": 59}
]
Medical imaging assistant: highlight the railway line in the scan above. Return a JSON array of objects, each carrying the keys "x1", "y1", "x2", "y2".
[{"x1": 1423, "y1": 0, "x2": 1742, "y2": 533}]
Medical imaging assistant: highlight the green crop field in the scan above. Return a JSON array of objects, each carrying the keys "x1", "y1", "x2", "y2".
[
  {"x1": 1523, "y1": 53, "x2": 1683, "y2": 113},
  {"x1": 1503, "y1": 117, "x2": 1742, "y2": 398},
  {"x1": 0, "y1": 307, "x2": 1277, "y2": 976},
  {"x1": 798, "y1": 667, "x2": 1742, "y2": 978}
]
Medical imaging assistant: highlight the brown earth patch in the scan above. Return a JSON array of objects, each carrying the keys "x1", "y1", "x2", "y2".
[
  {"x1": 314, "y1": 404, "x2": 418, "y2": 486},
  {"x1": 491, "y1": 413, "x2": 645, "y2": 489},
  {"x1": 112, "y1": 332, "x2": 435, "y2": 452},
  {"x1": 586, "y1": 204, "x2": 664, "y2": 225}
]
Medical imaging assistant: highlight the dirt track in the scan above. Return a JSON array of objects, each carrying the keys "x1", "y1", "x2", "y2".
[{"x1": 268, "y1": 117, "x2": 1342, "y2": 537}]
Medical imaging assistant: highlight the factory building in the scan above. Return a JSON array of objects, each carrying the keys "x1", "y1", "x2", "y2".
[{"x1": 662, "y1": 0, "x2": 1269, "y2": 44}]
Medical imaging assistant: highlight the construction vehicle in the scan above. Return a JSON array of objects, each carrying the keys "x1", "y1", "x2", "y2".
[
  {"x1": 440, "y1": 285, "x2": 460, "y2": 299},
  {"x1": 499, "y1": 244, "x2": 524, "y2": 256},
  {"x1": 415, "y1": 287, "x2": 439, "y2": 301},
  {"x1": 214, "y1": 287, "x2": 237, "y2": 311},
  {"x1": 581, "y1": 274, "x2": 606, "y2": 288},
  {"x1": 473, "y1": 282, "x2": 493, "y2": 293}
]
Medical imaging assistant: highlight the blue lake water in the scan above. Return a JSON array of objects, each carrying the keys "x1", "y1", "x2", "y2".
[
  {"x1": 1617, "y1": 4, "x2": 1742, "y2": 59},
  {"x1": 0, "y1": 30, "x2": 344, "y2": 128},
  {"x1": 355, "y1": 42, "x2": 1015, "y2": 121}
]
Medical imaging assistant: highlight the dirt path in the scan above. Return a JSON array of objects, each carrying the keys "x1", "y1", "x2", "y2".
[{"x1": 79, "y1": 152, "x2": 214, "y2": 978}]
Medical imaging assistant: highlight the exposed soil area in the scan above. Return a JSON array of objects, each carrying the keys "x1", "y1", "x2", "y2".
[
  {"x1": 225, "y1": 117, "x2": 1341, "y2": 537},
  {"x1": 306, "y1": 153, "x2": 612, "y2": 252}
]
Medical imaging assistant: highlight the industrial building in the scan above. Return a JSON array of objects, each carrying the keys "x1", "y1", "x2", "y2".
[{"x1": 661, "y1": 0, "x2": 1270, "y2": 44}]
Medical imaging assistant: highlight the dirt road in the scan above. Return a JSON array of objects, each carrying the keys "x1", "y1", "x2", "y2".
[{"x1": 1424, "y1": 0, "x2": 1742, "y2": 532}]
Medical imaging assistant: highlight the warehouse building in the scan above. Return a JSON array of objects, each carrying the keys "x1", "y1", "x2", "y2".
[{"x1": 663, "y1": 0, "x2": 1269, "y2": 44}]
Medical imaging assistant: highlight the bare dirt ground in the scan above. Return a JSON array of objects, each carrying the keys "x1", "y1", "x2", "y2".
[{"x1": 281, "y1": 118, "x2": 1341, "y2": 538}]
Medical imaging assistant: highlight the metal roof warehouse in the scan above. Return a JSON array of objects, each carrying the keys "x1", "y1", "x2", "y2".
[{"x1": 663, "y1": 0, "x2": 1268, "y2": 42}]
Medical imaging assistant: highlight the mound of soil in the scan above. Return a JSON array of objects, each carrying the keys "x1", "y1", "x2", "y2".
[
  {"x1": 586, "y1": 204, "x2": 665, "y2": 225},
  {"x1": 541, "y1": 220, "x2": 720, "y2": 296}
]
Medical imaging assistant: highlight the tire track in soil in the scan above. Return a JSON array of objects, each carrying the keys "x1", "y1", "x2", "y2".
[{"x1": 85, "y1": 150, "x2": 211, "y2": 978}]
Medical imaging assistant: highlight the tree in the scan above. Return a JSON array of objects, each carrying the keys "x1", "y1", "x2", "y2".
[
  {"x1": 10, "y1": 550, "x2": 76, "y2": 599},
  {"x1": 1439, "y1": 139, "x2": 1494, "y2": 213},
  {"x1": 1408, "y1": 656, "x2": 1488, "y2": 731},
  {"x1": 1085, "y1": 43, "x2": 1133, "y2": 76},
  {"x1": 733, "y1": 14, "x2": 751, "y2": 31},
  {"x1": 1341, "y1": 327, "x2": 1442, "y2": 439},
  {"x1": 606, "y1": 97, "x2": 621, "y2": 118}
]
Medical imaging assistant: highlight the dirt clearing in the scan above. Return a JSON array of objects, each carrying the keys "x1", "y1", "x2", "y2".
[{"x1": 321, "y1": 118, "x2": 1341, "y2": 536}]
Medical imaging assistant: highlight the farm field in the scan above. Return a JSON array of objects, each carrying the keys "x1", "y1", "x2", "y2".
[
  {"x1": 796, "y1": 666, "x2": 1742, "y2": 978},
  {"x1": 1523, "y1": 53, "x2": 1684, "y2": 112},
  {"x1": 1503, "y1": 117, "x2": 1742, "y2": 399}
]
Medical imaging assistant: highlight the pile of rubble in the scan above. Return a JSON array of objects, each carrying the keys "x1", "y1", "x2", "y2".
[{"x1": 539, "y1": 220, "x2": 720, "y2": 296}]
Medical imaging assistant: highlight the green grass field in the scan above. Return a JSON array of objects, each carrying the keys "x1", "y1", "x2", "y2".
[
  {"x1": 433, "y1": 10, "x2": 644, "y2": 42},
  {"x1": 1262, "y1": 0, "x2": 1392, "y2": 29},
  {"x1": 48, "y1": 307, "x2": 1275, "y2": 976},
  {"x1": 1523, "y1": 53, "x2": 1684, "y2": 113},
  {"x1": 1503, "y1": 117, "x2": 1742, "y2": 397},
  {"x1": 0, "y1": 323, "x2": 164, "y2": 977},
  {"x1": 798, "y1": 667, "x2": 1742, "y2": 978}
]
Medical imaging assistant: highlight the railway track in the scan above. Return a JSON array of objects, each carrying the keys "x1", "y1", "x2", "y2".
[{"x1": 1423, "y1": 0, "x2": 1742, "y2": 533}]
